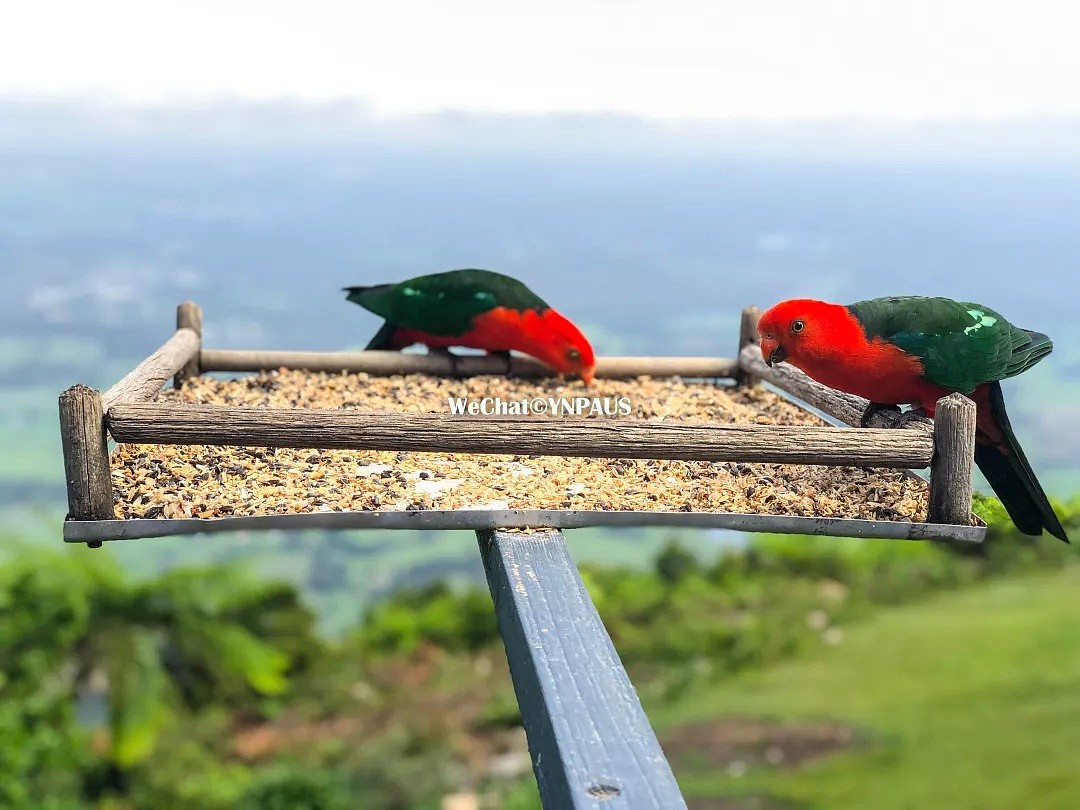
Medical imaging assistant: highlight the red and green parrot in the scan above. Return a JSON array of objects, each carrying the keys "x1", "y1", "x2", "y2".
[
  {"x1": 344, "y1": 268, "x2": 595, "y2": 383},
  {"x1": 758, "y1": 296, "x2": 1068, "y2": 542}
]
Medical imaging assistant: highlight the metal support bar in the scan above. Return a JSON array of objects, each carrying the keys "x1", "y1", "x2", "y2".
[
  {"x1": 478, "y1": 529, "x2": 687, "y2": 809},
  {"x1": 64, "y1": 510, "x2": 986, "y2": 544}
]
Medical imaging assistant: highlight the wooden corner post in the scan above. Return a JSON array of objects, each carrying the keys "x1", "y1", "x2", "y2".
[
  {"x1": 736, "y1": 305, "x2": 762, "y2": 386},
  {"x1": 928, "y1": 393, "x2": 976, "y2": 526},
  {"x1": 59, "y1": 385, "x2": 115, "y2": 536},
  {"x1": 175, "y1": 300, "x2": 203, "y2": 388}
]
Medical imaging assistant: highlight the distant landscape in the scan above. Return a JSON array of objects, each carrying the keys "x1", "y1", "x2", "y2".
[
  {"x1": 5, "y1": 101, "x2": 1080, "y2": 627},
  {"x1": 5, "y1": 101, "x2": 1080, "y2": 809}
]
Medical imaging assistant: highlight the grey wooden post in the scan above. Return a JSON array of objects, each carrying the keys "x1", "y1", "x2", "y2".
[
  {"x1": 174, "y1": 300, "x2": 203, "y2": 387},
  {"x1": 477, "y1": 529, "x2": 687, "y2": 809},
  {"x1": 736, "y1": 305, "x2": 762, "y2": 386},
  {"x1": 59, "y1": 384, "x2": 114, "y2": 547},
  {"x1": 928, "y1": 393, "x2": 977, "y2": 525}
]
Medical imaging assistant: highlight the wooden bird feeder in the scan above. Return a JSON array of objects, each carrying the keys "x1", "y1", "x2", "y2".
[{"x1": 57, "y1": 301, "x2": 984, "y2": 809}]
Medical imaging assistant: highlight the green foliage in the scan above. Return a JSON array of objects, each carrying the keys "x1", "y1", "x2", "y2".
[
  {"x1": 238, "y1": 765, "x2": 352, "y2": 810},
  {"x1": 82, "y1": 565, "x2": 307, "y2": 767},
  {"x1": 358, "y1": 582, "x2": 498, "y2": 654},
  {"x1": 119, "y1": 717, "x2": 253, "y2": 810},
  {"x1": 972, "y1": 491, "x2": 1011, "y2": 527},
  {"x1": 976, "y1": 491, "x2": 1080, "y2": 545},
  {"x1": 498, "y1": 778, "x2": 543, "y2": 810},
  {"x1": 177, "y1": 621, "x2": 290, "y2": 697},
  {"x1": 0, "y1": 550, "x2": 316, "y2": 808},
  {"x1": 654, "y1": 540, "x2": 701, "y2": 584},
  {"x1": 106, "y1": 631, "x2": 171, "y2": 767},
  {"x1": 0, "y1": 552, "x2": 92, "y2": 807},
  {"x1": 477, "y1": 691, "x2": 523, "y2": 729}
]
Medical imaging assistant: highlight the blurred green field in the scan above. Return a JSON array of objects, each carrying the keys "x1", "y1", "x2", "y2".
[
  {"x1": 658, "y1": 567, "x2": 1080, "y2": 810},
  {"x1": 0, "y1": 387, "x2": 65, "y2": 485}
]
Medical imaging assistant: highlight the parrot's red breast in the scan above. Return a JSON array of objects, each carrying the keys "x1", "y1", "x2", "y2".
[
  {"x1": 757, "y1": 299, "x2": 950, "y2": 412},
  {"x1": 389, "y1": 306, "x2": 595, "y2": 383}
]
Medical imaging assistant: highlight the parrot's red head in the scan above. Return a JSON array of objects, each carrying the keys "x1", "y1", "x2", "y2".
[
  {"x1": 758, "y1": 299, "x2": 857, "y2": 369},
  {"x1": 530, "y1": 309, "x2": 596, "y2": 385}
]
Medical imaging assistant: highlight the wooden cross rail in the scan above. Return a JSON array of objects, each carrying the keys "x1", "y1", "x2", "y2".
[
  {"x1": 479, "y1": 529, "x2": 687, "y2": 809},
  {"x1": 102, "y1": 327, "x2": 200, "y2": 410},
  {"x1": 105, "y1": 402, "x2": 934, "y2": 468},
  {"x1": 201, "y1": 349, "x2": 740, "y2": 380}
]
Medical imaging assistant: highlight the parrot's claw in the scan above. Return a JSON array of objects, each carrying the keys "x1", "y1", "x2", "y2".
[
  {"x1": 895, "y1": 407, "x2": 929, "y2": 428},
  {"x1": 429, "y1": 347, "x2": 460, "y2": 376},
  {"x1": 860, "y1": 402, "x2": 902, "y2": 428},
  {"x1": 488, "y1": 350, "x2": 513, "y2": 377}
]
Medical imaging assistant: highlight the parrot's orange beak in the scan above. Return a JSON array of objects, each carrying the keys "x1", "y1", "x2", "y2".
[
  {"x1": 579, "y1": 365, "x2": 595, "y2": 385},
  {"x1": 759, "y1": 336, "x2": 786, "y2": 367}
]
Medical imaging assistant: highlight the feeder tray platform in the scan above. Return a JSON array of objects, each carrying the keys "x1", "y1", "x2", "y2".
[{"x1": 58, "y1": 302, "x2": 985, "y2": 546}]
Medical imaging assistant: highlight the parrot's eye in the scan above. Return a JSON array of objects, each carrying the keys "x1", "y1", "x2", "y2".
[
  {"x1": 567, "y1": 348, "x2": 581, "y2": 361},
  {"x1": 791, "y1": 320, "x2": 805, "y2": 334}
]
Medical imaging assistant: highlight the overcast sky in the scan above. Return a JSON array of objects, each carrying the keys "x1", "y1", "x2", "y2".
[{"x1": 5, "y1": 0, "x2": 1078, "y2": 120}]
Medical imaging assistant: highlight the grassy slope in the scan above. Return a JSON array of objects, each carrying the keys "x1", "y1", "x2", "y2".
[{"x1": 656, "y1": 567, "x2": 1080, "y2": 810}]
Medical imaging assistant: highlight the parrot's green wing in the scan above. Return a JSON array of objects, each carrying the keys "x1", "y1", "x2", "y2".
[
  {"x1": 847, "y1": 296, "x2": 1053, "y2": 393},
  {"x1": 344, "y1": 268, "x2": 548, "y2": 337}
]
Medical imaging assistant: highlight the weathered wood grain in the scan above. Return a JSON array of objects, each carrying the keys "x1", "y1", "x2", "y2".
[
  {"x1": 736, "y1": 305, "x2": 762, "y2": 387},
  {"x1": 928, "y1": 393, "x2": 976, "y2": 525},
  {"x1": 738, "y1": 344, "x2": 934, "y2": 435},
  {"x1": 106, "y1": 402, "x2": 934, "y2": 467},
  {"x1": 174, "y1": 301, "x2": 203, "y2": 387},
  {"x1": 478, "y1": 529, "x2": 687, "y2": 809},
  {"x1": 59, "y1": 385, "x2": 115, "y2": 531},
  {"x1": 199, "y1": 349, "x2": 739, "y2": 380},
  {"x1": 102, "y1": 328, "x2": 200, "y2": 410}
]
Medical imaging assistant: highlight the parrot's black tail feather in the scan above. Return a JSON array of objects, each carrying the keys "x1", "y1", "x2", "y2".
[
  {"x1": 1006, "y1": 329, "x2": 1055, "y2": 376},
  {"x1": 975, "y1": 382, "x2": 1069, "y2": 543},
  {"x1": 344, "y1": 285, "x2": 402, "y2": 350},
  {"x1": 343, "y1": 284, "x2": 392, "y2": 305},
  {"x1": 364, "y1": 321, "x2": 399, "y2": 351},
  {"x1": 975, "y1": 444, "x2": 1056, "y2": 537}
]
